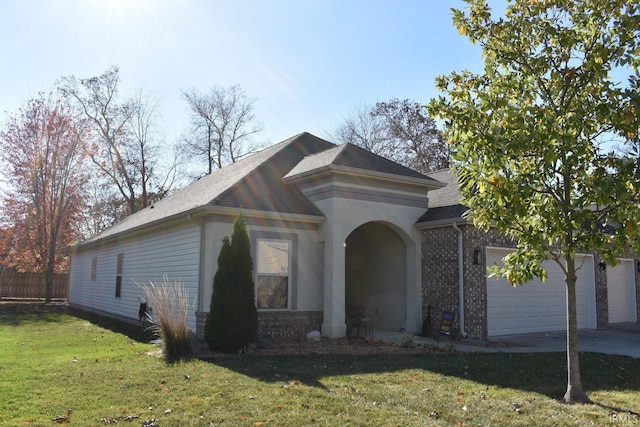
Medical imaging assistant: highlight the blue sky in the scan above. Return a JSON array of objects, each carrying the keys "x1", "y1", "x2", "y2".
[{"x1": 0, "y1": 0, "x2": 496, "y2": 146}]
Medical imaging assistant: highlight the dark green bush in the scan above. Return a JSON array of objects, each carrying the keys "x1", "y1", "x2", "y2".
[{"x1": 205, "y1": 214, "x2": 258, "y2": 353}]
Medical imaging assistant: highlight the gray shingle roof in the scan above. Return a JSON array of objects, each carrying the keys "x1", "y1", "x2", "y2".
[
  {"x1": 424, "y1": 168, "x2": 462, "y2": 208},
  {"x1": 81, "y1": 132, "x2": 334, "y2": 245},
  {"x1": 79, "y1": 132, "x2": 451, "y2": 247},
  {"x1": 417, "y1": 168, "x2": 468, "y2": 223}
]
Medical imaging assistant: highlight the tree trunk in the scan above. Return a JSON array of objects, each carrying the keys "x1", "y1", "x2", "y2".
[
  {"x1": 44, "y1": 270, "x2": 52, "y2": 304},
  {"x1": 563, "y1": 255, "x2": 590, "y2": 403}
]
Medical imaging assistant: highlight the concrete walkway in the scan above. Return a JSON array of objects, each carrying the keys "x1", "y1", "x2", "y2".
[
  {"x1": 484, "y1": 323, "x2": 640, "y2": 358},
  {"x1": 375, "y1": 323, "x2": 640, "y2": 358}
]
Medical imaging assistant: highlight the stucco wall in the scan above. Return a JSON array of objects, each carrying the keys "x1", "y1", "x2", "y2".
[{"x1": 197, "y1": 216, "x2": 325, "y2": 340}]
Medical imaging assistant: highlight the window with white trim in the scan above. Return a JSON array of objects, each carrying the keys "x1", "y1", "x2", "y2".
[
  {"x1": 256, "y1": 239, "x2": 290, "y2": 310},
  {"x1": 115, "y1": 253, "x2": 124, "y2": 298}
]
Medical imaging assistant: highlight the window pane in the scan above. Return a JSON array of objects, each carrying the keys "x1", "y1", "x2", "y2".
[
  {"x1": 90, "y1": 257, "x2": 97, "y2": 281},
  {"x1": 257, "y1": 276, "x2": 288, "y2": 309},
  {"x1": 116, "y1": 253, "x2": 124, "y2": 275},
  {"x1": 115, "y1": 276, "x2": 122, "y2": 298},
  {"x1": 257, "y1": 241, "x2": 289, "y2": 274}
]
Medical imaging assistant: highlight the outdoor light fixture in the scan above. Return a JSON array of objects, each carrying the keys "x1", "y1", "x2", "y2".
[
  {"x1": 598, "y1": 260, "x2": 606, "y2": 271},
  {"x1": 637, "y1": 261, "x2": 640, "y2": 273},
  {"x1": 473, "y1": 247, "x2": 482, "y2": 265}
]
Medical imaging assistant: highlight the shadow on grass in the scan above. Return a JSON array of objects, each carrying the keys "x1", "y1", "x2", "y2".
[
  {"x1": 0, "y1": 302, "x2": 71, "y2": 326},
  {"x1": 69, "y1": 306, "x2": 155, "y2": 343},
  {"x1": 205, "y1": 351, "x2": 640, "y2": 405},
  {"x1": 0, "y1": 302, "x2": 155, "y2": 343}
]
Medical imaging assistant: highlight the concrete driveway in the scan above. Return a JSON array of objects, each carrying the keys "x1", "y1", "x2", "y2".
[{"x1": 481, "y1": 323, "x2": 640, "y2": 358}]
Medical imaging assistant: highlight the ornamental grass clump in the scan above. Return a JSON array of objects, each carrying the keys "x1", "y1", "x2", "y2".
[
  {"x1": 394, "y1": 332, "x2": 419, "y2": 349},
  {"x1": 138, "y1": 276, "x2": 194, "y2": 363}
]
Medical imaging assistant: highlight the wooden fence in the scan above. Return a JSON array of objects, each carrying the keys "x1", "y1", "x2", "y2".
[{"x1": 0, "y1": 270, "x2": 69, "y2": 300}]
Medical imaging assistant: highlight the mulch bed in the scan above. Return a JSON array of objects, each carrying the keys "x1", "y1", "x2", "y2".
[{"x1": 190, "y1": 336, "x2": 454, "y2": 358}]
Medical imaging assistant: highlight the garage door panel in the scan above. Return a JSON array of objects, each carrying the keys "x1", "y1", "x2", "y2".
[
  {"x1": 487, "y1": 249, "x2": 594, "y2": 337},
  {"x1": 607, "y1": 261, "x2": 638, "y2": 324}
]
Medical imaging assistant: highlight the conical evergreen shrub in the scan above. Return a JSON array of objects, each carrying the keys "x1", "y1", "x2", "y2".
[{"x1": 204, "y1": 214, "x2": 258, "y2": 353}]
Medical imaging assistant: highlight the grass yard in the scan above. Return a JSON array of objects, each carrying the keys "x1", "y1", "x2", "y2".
[{"x1": 0, "y1": 304, "x2": 639, "y2": 426}]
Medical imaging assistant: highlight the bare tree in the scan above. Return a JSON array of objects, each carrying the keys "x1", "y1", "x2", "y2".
[
  {"x1": 373, "y1": 99, "x2": 449, "y2": 173},
  {"x1": 329, "y1": 103, "x2": 400, "y2": 161},
  {"x1": 181, "y1": 85, "x2": 263, "y2": 177},
  {"x1": 329, "y1": 99, "x2": 449, "y2": 174},
  {"x1": 58, "y1": 66, "x2": 176, "y2": 222},
  {"x1": 127, "y1": 88, "x2": 177, "y2": 207}
]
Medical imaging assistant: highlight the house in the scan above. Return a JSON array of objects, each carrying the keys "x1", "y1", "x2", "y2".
[
  {"x1": 417, "y1": 169, "x2": 640, "y2": 340},
  {"x1": 69, "y1": 132, "x2": 444, "y2": 340},
  {"x1": 68, "y1": 132, "x2": 640, "y2": 341}
]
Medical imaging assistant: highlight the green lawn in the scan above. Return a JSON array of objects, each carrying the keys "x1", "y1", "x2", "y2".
[{"x1": 0, "y1": 304, "x2": 638, "y2": 426}]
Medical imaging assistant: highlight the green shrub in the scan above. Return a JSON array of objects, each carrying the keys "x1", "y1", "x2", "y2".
[
  {"x1": 138, "y1": 276, "x2": 193, "y2": 362},
  {"x1": 205, "y1": 214, "x2": 258, "y2": 353},
  {"x1": 394, "y1": 332, "x2": 418, "y2": 349}
]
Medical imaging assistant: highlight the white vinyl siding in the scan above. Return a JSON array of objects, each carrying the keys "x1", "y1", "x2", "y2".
[
  {"x1": 486, "y1": 248, "x2": 596, "y2": 337},
  {"x1": 90, "y1": 257, "x2": 97, "y2": 281},
  {"x1": 69, "y1": 222, "x2": 201, "y2": 330}
]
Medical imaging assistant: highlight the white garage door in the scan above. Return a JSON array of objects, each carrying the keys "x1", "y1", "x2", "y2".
[
  {"x1": 607, "y1": 260, "x2": 638, "y2": 324},
  {"x1": 487, "y1": 248, "x2": 596, "y2": 337}
]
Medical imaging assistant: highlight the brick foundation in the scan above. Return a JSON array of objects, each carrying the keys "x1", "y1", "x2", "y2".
[{"x1": 195, "y1": 310, "x2": 323, "y2": 342}]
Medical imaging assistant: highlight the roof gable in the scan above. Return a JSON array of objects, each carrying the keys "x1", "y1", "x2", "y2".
[
  {"x1": 284, "y1": 142, "x2": 441, "y2": 185},
  {"x1": 81, "y1": 132, "x2": 333, "y2": 244},
  {"x1": 213, "y1": 133, "x2": 335, "y2": 213},
  {"x1": 330, "y1": 143, "x2": 432, "y2": 179}
]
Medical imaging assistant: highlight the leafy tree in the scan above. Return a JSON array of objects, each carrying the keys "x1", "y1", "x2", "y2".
[
  {"x1": 0, "y1": 93, "x2": 90, "y2": 302},
  {"x1": 429, "y1": 0, "x2": 640, "y2": 403},
  {"x1": 330, "y1": 99, "x2": 449, "y2": 173},
  {"x1": 205, "y1": 214, "x2": 258, "y2": 353},
  {"x1": 181, "y1": 85, "x2": 263, "y2": 178}
]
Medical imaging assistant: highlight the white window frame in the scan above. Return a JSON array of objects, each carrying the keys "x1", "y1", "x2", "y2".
[
  {"x1": 115, "y1": 253, "x2": 124, "y2": 298},
  {"x1": 255, "y1": 238, "x2": 291, "y2": 311}
]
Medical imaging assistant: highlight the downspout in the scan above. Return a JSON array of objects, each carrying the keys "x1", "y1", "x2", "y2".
[{"x1": 452, "y1": 222, "x2": 469, "y2": 339}]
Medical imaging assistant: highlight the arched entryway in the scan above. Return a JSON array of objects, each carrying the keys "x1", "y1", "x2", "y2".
[{"x1": 345, "y1": 222, "x2": 407, "y2": 333}]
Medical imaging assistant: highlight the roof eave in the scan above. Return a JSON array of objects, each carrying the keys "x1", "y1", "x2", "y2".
[
  {"x1": 71, "y1": 206, "x2": 326, "y2": 252},
  {"x1": 414, "y1": 217, "x2": 473, "y2": 229},
  {"x1": 284, "y1": 164, "x2": 446, "y2": 190}
]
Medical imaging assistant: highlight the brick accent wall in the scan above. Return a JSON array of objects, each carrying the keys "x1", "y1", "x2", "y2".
[
  {"x1": 421, "y1": 226, "x2": 460, "y2": 337},
  {"x1": 422, "y1": 224, "x2": 516, "y2": 340},
  {"x1": 421, "y1": 223, "x2": 639, "y2": 340},
  {"x1": 195, "y1": 310, "x2": 323, "y2": 342}
]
